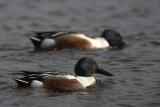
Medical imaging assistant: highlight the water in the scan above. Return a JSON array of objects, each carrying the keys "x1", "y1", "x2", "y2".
[{"x1": 0, "y1": 0, "x2": 160, "y2": 107}]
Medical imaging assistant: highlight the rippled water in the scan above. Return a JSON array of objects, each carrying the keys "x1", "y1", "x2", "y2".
[{"x1": 0, "y1": 0, "x2": 160, "y2": 107}]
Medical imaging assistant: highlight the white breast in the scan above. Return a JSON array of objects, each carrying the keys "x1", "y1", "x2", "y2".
[
  {"x1": 76, "y1": 76, "x2": 96, "y2": 88},
  {"x1": 72, "y1": 34, "x2": 109, "y2": 49},
  {"x1": 89, "y1": 37, "x2": 109, "y2": 48}
]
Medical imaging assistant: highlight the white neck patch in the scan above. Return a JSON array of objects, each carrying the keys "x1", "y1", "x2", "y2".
[
  {"x1": 41, "y1": 38, "x2": 56, "y2": 48},
  {"x1": 89, "y1": 37, "x2": 109, "y2": 48},
  {"x1": 72, "y1": 34, "x2": 109, "y2": 49},
  {"x1": 76, "y1": 76, "x2": 96, "y2": 88}
]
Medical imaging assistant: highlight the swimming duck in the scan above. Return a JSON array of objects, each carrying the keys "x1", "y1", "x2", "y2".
[
  {"x1": 28, "y1": 29, "x2": 124, "y2": 51},
  {"x1": 13, "y1": 57, "x2": 114, "y2": 92}
]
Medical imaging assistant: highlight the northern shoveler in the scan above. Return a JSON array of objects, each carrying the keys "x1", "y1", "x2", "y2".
[
  {"x1": 13, "y1": 57, "x2": 114, "y2": 92},
  {"x1": 28, "y1": 29, "x2": 125, "y2": 51}
]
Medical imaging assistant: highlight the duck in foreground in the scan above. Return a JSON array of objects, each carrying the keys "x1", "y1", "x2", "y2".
[
  {"x1": 13, "y1": 57, "x2": 114, "y2": 92},
  {"x1": 28, "y1": 29, "x2": 125, "y2": 51}
]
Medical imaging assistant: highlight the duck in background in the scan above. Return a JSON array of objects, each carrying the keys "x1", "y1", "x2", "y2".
[
  {"x1": 13, "y1": 57, "x2": 114, "y2": 92},
  {"x1": 28, "y1": 29, "x2": 125, "y2": 51}
]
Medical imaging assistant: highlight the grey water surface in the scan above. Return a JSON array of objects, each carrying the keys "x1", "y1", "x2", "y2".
[{"x1": 0, "y1": 0, "x2": 160, "y2": 107}]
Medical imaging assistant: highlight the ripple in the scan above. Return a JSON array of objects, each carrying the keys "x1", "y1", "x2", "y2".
[
  {"x1": 150, "y1": 41, "x2": 160, "y2": 46},
  {"x1": 150, "y1": 59, "x2": 160, "y2": 62},
  {"x1": 117, "y1": 59, "x2": 135, "y2": 63},
  {"x1": 0, "y1": 3, "x2": 7, "y2": 9},
  {"x1": 117, "y1": 104, "x2": 134, "y2": 107},
  {"x1": 1, "y1": 25, "x2": 12, "y2": 31},
  {"x1": 145, "y1": 102, "x2": 160, "y2": 107}
]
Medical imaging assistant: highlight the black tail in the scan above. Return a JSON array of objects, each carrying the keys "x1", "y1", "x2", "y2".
[
  {"x1": 13, "y1": 78, "x2": 30, "y2": 87},
  {"x1": 29, "y1": 36, "x2": 42, "y2": 48},
  {"x1": 13, "y1": 71, "x2": 53, "y2": 87}
]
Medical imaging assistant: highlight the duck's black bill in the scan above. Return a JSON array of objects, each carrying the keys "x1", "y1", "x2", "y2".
[{"x1": 96, "y1": 66, "x2": 114, "y2": 77}]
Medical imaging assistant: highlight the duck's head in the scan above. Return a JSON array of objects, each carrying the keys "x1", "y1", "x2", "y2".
[
  {"x1": 74, "y1": 57, "x2": 114, "y2": 77},
  {"x1": 101, "y1": 29, "x2": 125, "y2": 48}
]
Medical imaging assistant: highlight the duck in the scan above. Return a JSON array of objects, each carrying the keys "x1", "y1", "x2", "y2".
[
  {"x1": 13, "y1": 57, "x2": 114, "y2": 92},
  {"x1": 28, "y1": 29, "x2": 125, "y2": 51}
]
